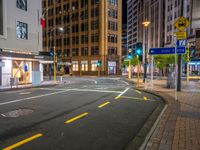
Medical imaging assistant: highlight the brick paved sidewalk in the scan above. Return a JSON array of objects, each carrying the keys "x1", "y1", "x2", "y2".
[{"x1": 136, "y1": 79, "x2": 200, "y2": 150}]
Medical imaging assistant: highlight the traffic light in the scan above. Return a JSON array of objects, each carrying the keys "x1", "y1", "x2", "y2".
[
  {"x1": 128, "y1": 49, "x2": 132, "y2": 59},
  {"x1": 49, "y1": 48, "x2": 54, "y2": 57},
  {"x1": 135, "y1": 42, "x2": 143, "y2": 61},
  {"x1": 97, "y1": 60, "x2": 102, "y2": 67}
]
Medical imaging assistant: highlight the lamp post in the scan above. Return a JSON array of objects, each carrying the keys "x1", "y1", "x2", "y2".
[
  {"x1": 142, "y1": 19, "x2": 150, "y2": 82},
  {"x1": 49, "y1": 27, "x2": 64, "y2": 83}
]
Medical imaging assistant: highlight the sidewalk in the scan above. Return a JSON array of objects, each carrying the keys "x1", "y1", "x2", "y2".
[
  {"x1": 132, "y1": 79, "x2": 200, "y2": 150},
  {"x1": 0, "y1": 80, "x2": 57, "y2": 91}
]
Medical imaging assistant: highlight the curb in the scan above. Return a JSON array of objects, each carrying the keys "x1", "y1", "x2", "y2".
[
  {"x1": 0, "y1": 83, "x2": 58, "y2": 92},
  {"x1": 123, "y1": 78, "x2": 168, "y2": 150}
]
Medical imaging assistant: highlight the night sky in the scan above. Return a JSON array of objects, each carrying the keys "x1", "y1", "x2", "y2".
[{"x1": 122, "y1": 0, "x2": 127, "y2": 24}]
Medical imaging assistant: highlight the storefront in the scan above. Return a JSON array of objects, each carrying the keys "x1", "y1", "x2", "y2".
[
  {"x1": 108, "y1": 61, "x2": 117, "y2": 75},
  {"x1": 0, "y1": 50, "x2": 52, "y2": 87}
]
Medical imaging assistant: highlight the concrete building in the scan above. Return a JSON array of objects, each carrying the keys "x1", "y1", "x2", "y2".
[
  {"x1": 165, "y1": 0, "x2": 191, "y2": 47},
  {"x1": 122, "y1": 0, "x2": 127, "y2": 58},
  {"x1": 42, "y1": 0, "x2": 122, "y2": 75},
  {"x1": 0, "y1": 0, "x2": 48, "y2": 87},
  {"x1": 127, "y1": 0, "x2": 165, "y2": 53}
]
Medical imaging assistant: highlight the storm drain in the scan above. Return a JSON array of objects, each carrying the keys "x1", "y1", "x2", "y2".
[{"x1": 1, "y1": 109, "x2": 34, "y2": 118}]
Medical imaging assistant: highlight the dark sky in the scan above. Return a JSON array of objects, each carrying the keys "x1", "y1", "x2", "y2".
[{"x1": 122, "y1": 0, "x2": 127, "y2": 24}]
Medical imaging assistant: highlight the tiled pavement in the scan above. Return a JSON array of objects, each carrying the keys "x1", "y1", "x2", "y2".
[{"x1": 135, "y1": 79, "x2": 200, "y2": 150}]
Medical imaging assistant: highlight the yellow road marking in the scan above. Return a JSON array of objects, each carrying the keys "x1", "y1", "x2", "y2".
[
  {"x1": 144, "y1": 96, "x2": 148, "y2": 101},
  {"x1": 135, "y1": 90, "x2": 142, "y2": 94},
  {"x1": 3, "y1": 133, "x2": 43, "y2": 150},
  {"x1": 65, "y1": 112, "x2": 89, "y2": 124},
  {"x1": 115, "y1": 96, "x2": 120, "y2": 99},
  {"x1": 98, "y1": 102, "x2": 110, "y2": 108}
]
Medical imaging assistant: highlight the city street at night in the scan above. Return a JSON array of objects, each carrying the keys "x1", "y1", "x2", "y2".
[{"x1": 0, "y1": 77, "x2": 163, "y2": 150}]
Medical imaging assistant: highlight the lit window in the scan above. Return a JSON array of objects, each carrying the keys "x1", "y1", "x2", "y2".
[
  {"x1": 16, "y1": 21, "x2": 28, "y2": 40},
  {"x1": 72, "y1": 62, "x2": 79, "y2": 71},
  {"x1": 91, "y1": 64, "x2": 97, "y2": 71}
]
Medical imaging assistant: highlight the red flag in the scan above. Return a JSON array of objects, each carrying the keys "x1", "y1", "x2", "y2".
[{"x1": 41, "y1": 18, "x2": 45, "y2": 29}]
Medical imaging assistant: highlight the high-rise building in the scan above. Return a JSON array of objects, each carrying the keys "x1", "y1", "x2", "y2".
[
  {"x1": 127, "y1": 0, "x2": 165, "y2": 53},
  {"x1": 0, "y1": 0, "x2": 47, "y2": 87},
  {"x1": 122, "y1": 0, "x2": 127, "y2": 57},
  {"x1": 164, "y1": 0, "x2": 191, "y2": 47},
  {"x1": 42, "y1": 0, "x2": 122, "y2": 75}
]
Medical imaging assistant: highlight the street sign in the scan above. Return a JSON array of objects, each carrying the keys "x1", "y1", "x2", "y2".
[
  {"x1": 175, "y1": 32, "x2": 186, "y2": 40},
  {"x1": 149, "y1": 47, "x2": 186, "y2": 55},
  {"x1": 175, "y1": 16, "x2": 190, "y2": 31},
  {"x1": 176, "y1": 39, "x2": 186, "y2": 47}
]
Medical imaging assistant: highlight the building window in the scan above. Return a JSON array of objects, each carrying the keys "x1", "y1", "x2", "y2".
[
  {"x1": 91, "y1": 34, "x2": 99, "y2": 42},
  {"x1": 0, "y1": 0, "x2": 3, "y2": 35},
  {"x1": 108, "y1": 0, "x2": 118, "y2": 6},
  {"x1": 81, "y1": 47, "x2": 88, "y2": 56},
  {"x1": 91, "y1": 20, "x2": 99, "y2": 30},
  {"x1": 91, "y1": 46, "x2": 99, "y2": 56},
  {"x1": 91, "y1": 61, "x2": 98, "y2": 71},
  {"x1": 63, "y1": 49, "x2": 70, "y2": 57},
  {"x1": 81, "y1": 35, "x2": 88, "y2": 44},
  {"x1": 81, "y1": 61, "x2": 88, "y2": 71},
  {"x1": 108, "y1": 47, "x2": 117, "y2": 55},
  {"x1": 72, "y1": 61, "x2": 79, "y2": 71},
  {"x1": 16, "y1": 21, "x2": 28, "y2": 40},
  {"x1": 72, "y1": 48, "x2": 79, "y2": 56},
  {"x1": 108, "y1": 34, "x2": 117, "y2": 43},
  {"x1": 16, "y1": 0, "x2": 27, "y2": 11}
]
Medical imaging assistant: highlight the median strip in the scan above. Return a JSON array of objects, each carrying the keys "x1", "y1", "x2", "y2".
[
  {"x1": 3, "y1": 133, "x2": 43, "y2": 150},
  {"x1": 98, "y1": 102, "x2": 110, "y2": 108},
  {"x1": 65, "y1": 112, "x2": 89, "y2": 124}
]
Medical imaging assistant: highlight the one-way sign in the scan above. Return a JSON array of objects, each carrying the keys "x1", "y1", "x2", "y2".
[{"x1": 149, "y1": 47, "x2": 186, "y2": 55}]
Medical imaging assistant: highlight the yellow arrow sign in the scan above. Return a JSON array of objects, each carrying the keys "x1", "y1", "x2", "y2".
[{"x1": 175, "y1": 16, "x2": 190, "y2": 31}]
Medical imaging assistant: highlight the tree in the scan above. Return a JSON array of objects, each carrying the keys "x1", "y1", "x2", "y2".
[{"x1": 123, "y1": 55, "x2": 139, "y2": 67}]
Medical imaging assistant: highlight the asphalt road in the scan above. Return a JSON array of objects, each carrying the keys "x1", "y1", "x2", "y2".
[{"x1": 0, "y1": 77, "x2": 163, "y2": 150}]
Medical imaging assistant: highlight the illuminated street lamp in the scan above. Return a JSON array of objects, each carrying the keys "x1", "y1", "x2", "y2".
[{"x1": 142, "y1": 19, "x2": 150, "y2": 82}]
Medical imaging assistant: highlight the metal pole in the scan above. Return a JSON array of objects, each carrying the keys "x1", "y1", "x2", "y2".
[
  {"x1": 177, "y1": 0, "x2": 184, "y2": 91},
  {"x1": 54, "y1": 46, "x2": 56, "y2": 83},
  {"x1": 128, "y1": 59, "x2": 131, "y2": 79},
  {"x1": 186, "y1": 43, "x2": 190, "y2": 82},
  {"x1": 137, "y1": 62, "x2": 140, "y2": 87},
  {"x1": 151, "y1": 56, "x2": 154, "y2": 91},
  {"x1": 144, "y1": 27, "x2": 148, "y2": 82}
]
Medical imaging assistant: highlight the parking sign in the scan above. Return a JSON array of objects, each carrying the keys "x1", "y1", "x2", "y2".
[{"x1": 176, "y1": 39, "x2": 186, "y2": 47}]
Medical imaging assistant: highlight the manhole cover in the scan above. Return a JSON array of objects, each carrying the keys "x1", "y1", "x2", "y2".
[{"x1": 1, "y1": 109, "x2": 34, "y2": 118}]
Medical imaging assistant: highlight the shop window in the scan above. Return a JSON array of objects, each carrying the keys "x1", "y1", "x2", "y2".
[
  {"x1": 91, "y1": 63, "x2": 97, "y2": 71},
  {"x1": 72, "y1": 63, "x2": 79, "y2": 71}
]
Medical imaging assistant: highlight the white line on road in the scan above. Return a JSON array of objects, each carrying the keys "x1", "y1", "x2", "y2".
[
  {"x1": 0, "y1": 90, "x2": 71, "y2": 106},
  {"x1": 115, "y1": 88, "x2": 129, "y2": 99},
  {"x1": 71, "y1": 88, "x2": 122, "y2": 94}
]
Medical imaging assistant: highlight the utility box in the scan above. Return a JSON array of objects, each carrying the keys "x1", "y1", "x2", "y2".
[{"x1": 166, "y1": 72, "x2": 175, "y2": 88}]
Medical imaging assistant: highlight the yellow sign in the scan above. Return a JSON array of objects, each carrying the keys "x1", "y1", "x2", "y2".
[
  {"x1": 175, "y1": 32, "x2": 187, "y2": 40},
  {"x1": 175, "y1": 16, "x2": 190, "y2": 31}
]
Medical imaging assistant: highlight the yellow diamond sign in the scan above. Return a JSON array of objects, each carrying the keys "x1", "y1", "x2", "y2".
[{"x1": 175, "y1": 16, "x2": 190, "y2": 31}]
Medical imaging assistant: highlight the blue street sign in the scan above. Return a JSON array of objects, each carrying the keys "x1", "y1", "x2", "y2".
[
  {"x1": 176, "y1": 39, "x2": 186, "y2": 47},
  {"x1": 149, "y1": 47, "x2": 186, "y2": 55}
]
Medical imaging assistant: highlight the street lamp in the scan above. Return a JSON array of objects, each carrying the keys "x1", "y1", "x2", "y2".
[
  {"x1": 142, "y1": 19, "x2": 150, "y2": 82},
  {"x1": 49, "y1": 27, "x2": 64, "y2": 83}
]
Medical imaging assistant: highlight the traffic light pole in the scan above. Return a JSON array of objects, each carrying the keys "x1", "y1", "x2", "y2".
[
  {"x1": 144, "y1": 27, "x2": 148, "y2": 82},
  {"x1": 128, "y1": 59, "x2": 131, "y2": 79},
  {"x1": 53, "y1": 46, "x2": 56, "y2": 83},
  {"x1": 177, "y1": 0, "x2": 184, "y2": 91}
]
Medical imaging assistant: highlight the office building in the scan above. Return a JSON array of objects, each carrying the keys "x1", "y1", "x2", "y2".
[{"x1": 42, "y1": 0, "x2": 122, "y2": 75}]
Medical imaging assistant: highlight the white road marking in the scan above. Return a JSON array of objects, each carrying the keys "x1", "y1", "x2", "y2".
[
  {"x1": 71, "y1": 88, "x2": 122, "y2": 94},
  {"x1": 117, "y1": 80, "x2": 129, "y2": 85},
  {"x1": 19, "y1": 92, "x2": 31, "y2": 95},
  {"x1": 0, "y1": 90, "x2": 71, "y2": 106},
  {"x1": 115, "y1": 88, "x2": 129, "y2": 99}
]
